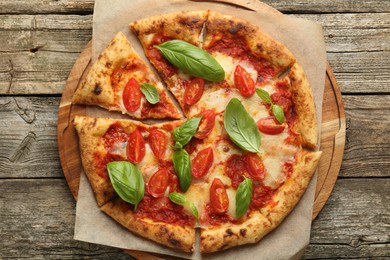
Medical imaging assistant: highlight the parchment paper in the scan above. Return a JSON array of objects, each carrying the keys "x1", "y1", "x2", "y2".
[{"x1": 74, "y1": 0, "x2": 327, "y2": 259}]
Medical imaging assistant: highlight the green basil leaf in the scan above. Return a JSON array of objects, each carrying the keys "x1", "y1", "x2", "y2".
[
  {"x1": 107, "y1": 161, "x2": 144, "y2": 210},
  {"x1": 272, "y1": 104, "x2": 285, "y2": 124},
  {"x1": 255, "y1": 88, "x2": 272, "y2": 104},
  {"x1": 224, "y1": 98, "x2": 261, "y2": 153},
  {"x1": 155, "y1": 40, "x2": 225, "y2": 82},
  {"x1": 168, "y1": 192, "x2": 186, "y2": 206},
  {"x1": 189, "y1": 202, "x2": 199, "y2": 219},
  {"x1": 173, "y1": 117, "x2": 201, "y2": 147},
  {"x1": 140, "y1": 83, "x2": 160, "y2": 104},
  {"x1": 171, "y1": 142, "x2": 183, "y2": 150},
  {"x1": 235, "y1": 177, "x2": 253, "y2": 219},
  {"x1": 173, "y1": 148, "x2": 192, "y2": 192}
]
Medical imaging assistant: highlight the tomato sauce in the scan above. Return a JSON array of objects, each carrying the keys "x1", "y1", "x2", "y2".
[
  {"x1": 250, "y1": 184, "x2": 277, "y2": 209},
  {"x1": 201, "y1": 204, "x2": 244, "y2": 226},
  {"x1": 93, "y1": 152, "x2": 110, "y2": 179},
  {"x1": 135, "y1": 193, "x2": 195, "y2": 227},
  {"x1": 103, "y1": 123, "x2": 129, "y2": 150},
  {"x1": 147, "y1": 34, "x2": 178, "y2": 78},
  {"x1": 225, "y1": 154, "x2": 248, "y2": 189},
  {"x1": 206, "y1": 34, "x2": 276, "y2": 84}
]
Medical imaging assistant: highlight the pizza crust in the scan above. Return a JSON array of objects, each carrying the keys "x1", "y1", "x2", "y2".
[
  {"x1": 204, "y1": 11, "x2": 296, "y2": 71},
  {"x1": 101, "y1": 198, "x2": 195, "y2": 253},
  {"x1": 289, "y1": 62, "x2": 319, "y2": 148},
  {"x1": 130, "y1": 10, "x2": 208, "y2": 46}
]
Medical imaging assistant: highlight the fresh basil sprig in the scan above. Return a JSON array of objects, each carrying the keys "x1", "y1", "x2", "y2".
[
  {"x1": 173, "y1": 117, "x2": 201, "y2": 147},
  {"x1": 235, "y1": 177, "x2": 253, "y2": 219},
  {"x1": 172, "y1": 148, "x2": 192, "y2": 192},
  {"x1": 224, "y1": 98, "x2": 261, "y2": 153},
  {"x1": 107, "y1": 161, "x2": 144, "y2": 210},
  {"x1": 154, "y1": 40, "x2": 225, "y2": 82},
  {"x1": 169, "y1": 192, "x2": 199, "y2": 218},
  {"x1": 140, "y1": 83, "x2": 160, "y2": 104},
  {"x1": 256, "y1": 88, "x2": 285, "y2": 124}
]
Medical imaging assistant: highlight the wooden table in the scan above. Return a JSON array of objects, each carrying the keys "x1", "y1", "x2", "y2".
[{"x1": 1, "y1": 0, "x2": 389, "y2": 259}]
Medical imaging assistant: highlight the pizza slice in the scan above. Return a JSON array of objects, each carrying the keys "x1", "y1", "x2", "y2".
[
  {"x1": 72, "y1": 32, "x2": 182, "y2": 119},
  {"x1": 129, "y1": 10, "x2": 209, "y2": 113},
  {"x1": 73, "y1": 115, "x2": 197, "y2": 251}
]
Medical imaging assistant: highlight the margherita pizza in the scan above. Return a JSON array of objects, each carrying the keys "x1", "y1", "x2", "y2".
[{"x1": 73, "y1": 10, "x2": 321, "y2": 254}]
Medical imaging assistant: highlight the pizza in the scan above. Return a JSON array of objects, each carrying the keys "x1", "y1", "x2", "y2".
[
  {"x1": 72, "y1": 31, "x2": 182, "y2": 119},
  {"x1": 73, "y1": 10, "x2": 322, "y2": 254}
]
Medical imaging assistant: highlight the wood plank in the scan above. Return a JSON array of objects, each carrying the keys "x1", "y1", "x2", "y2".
[
  {"x1": 1, "y1": 178, "x2": 388, "y2": 258},
  {"x1": 0, "y1": 97, "x2": 62, "y2": 178},
  {"x1": 0, "y1": 0, "x2": 389, "y2": 14},
  {"x1": 303, "y1": 178, "x2": 390, "y2": 259},
  {"x1": 0, "y1": 179, "x2": 132, "y2": 259},
  {"x1": 1, "y1": 94, "x2": 389, "y2": 179},
  {"x1": 0, "y1": 13, "x2": 388, "y2": 94},
  {"x1": 341, "y1": 95, "x2": 390, "y2": 177}
]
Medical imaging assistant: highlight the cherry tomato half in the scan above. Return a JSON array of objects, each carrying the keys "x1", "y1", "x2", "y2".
[
  {"x1": 184, "y1": 78, "x2": 205, "y2": 106},
  {"x1": 123, "y1": 78, "x2": 142, "y2": 112},
  {"x1": 209, "y1": 178, "x2": 229, "y2": 214},
  {"x1": 192, "y1": 147, "x2": 214, "y2": 178},
  {"x1": 194, "y1": 110, "x2": 216, "y2": 139},
  {"x1": 234, "y1": 65, "x2": 255, "y2": 97},
  {"x1": 256, "y1": 117, "x2": 285, "y2": 135},
  {"x1": 126, "y1": 128, "x2": 145, "y2": 164},
  {"x1": 148, "y1": 129, "x2": 168, "y2": 160},
  {"x1": 242, "y1": 153, "x2": 266, "y2": 180},
  {"x1": 147, "y1": 168, "x2": 169, "y2": 198}
]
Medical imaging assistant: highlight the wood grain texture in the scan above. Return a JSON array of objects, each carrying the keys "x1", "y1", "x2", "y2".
[
  {"x1": 0, "y1": 0, "x2": 389, "y2": 14},
  {"x1": 0, "y1": 12, "x2": 389, "y2": 94},
  {"x1": 0, "y1": 178, "x2": 388, "y2": 258},
  {"x1": 2, "y1": 94, "x2": 388, "y2": 179},
  {"x1": 0, "y1": 97, "x2": 62, "y2": 178}
]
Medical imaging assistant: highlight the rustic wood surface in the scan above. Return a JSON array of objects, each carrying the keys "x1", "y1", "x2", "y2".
[{"x1": 0, "y1": 0, "x2": 389, "y2": 259}]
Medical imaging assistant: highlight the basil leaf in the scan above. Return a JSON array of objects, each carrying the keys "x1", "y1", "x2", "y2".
[
  {"x1": 272, "y1": 104, "x2": 285, "y2": 124},
  {"x1": 140, "y1": 83, "x2": 160, "y2": 104},
  {"x1": 107, "y1": 161, "x2": 144, "y2": 210},
  {"x1": 169, "y1": 192, "x2": 199, "y2": 219},
  {"x1": 256, "y1": 88, "x2": 272, "y2": 104},
  {"x1": 189, "y1": 202, "x2": 199, "y2": 219},
  {"x1": 224, "y1": 98, "x2": 261, "y2": 153},
  {"x1": 173, "y1": 117, "x2": 201, "y2": 147},
  {"x1": 168, "y1": 192, "x2": 186, "y2": 206},
  {"x1": 155, "y1": 40, "x2": 225, "y2": 82},
  {"x1": 235, "y1": 177, "x2": 253, "y2": 219},
  {"x1": 173, "y1": 148, "x2": 192, "y2": 192}
]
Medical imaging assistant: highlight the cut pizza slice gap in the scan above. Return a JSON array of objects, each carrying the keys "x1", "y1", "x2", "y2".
[{"x1": 72, "y1": 32, "x2": 182, "y2": 120}]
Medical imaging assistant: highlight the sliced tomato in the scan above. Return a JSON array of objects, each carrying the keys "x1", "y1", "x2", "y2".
[
  {"x1": 194, "y1": 110, "x2": 216, "y2": 139},
  {"x1": 242, "y1": 153, "x2": 265, "y2": 180},
  {"x1": 234, "y1": 65, "x2": 255, "y2": 97},
  {"x1": 209, "y1": 178, "x2": 229, "y2": 214},
  {"x1": 256, "y1": 117, "x2": 285, "y2": 135},
  {"x1": 148, "y1": 129, "x2": 168, "y2": 160},
  {"x1": 184, "y1": 78, "x2": 205, "y2": 106},
  {"x1": 123, "y1": 78, "x2": 142, "y2": 112},
  {"x1": 126, "y1": 128, "x2": 145, "y2": 163},
  {"x1": 147, "y1": 168, "x2": 169, "y2": 198},
  {"x1": 192, "y1": 147, "x2": 214, "y2": 178}
]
